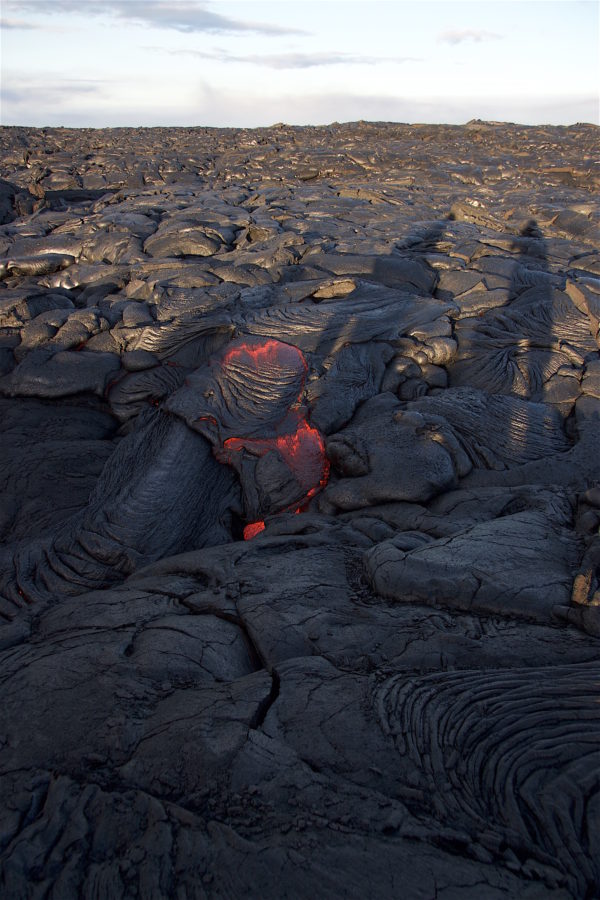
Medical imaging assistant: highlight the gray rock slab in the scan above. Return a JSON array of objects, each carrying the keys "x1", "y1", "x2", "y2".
[{"x1": 365, "y1": 507, "x2": 581, "y2": 623}]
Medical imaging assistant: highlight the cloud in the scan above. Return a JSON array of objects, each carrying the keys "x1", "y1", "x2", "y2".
[
  {"x1": 1, "y1": 78, "x2": 106, "y2": 108},
  {"x1": 438, "y1": 29, "x2": 502, "y2": 45},
  {"x1": 0, "y1": 17, "x2": 39, "y2": 29},
  {"x1": 3, "y1": 80, "x2": 597, "y2": 129},
  {"x1": 148, "y1": 47, "x2": 421, "y2": 69},
  {"x1": 227, "y1": 51, "x2": 420, "y2": 70},
  {"x1": 5, "y1": 0, "x2": 307, "y2": 36}
]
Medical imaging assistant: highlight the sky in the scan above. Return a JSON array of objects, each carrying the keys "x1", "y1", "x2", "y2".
[{"x1": 0, "y1": 0, "x2": 598, "y2": 127}]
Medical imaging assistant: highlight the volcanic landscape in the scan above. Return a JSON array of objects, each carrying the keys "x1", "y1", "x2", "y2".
[{"x1": 0, "y1": 121, "x2": 599, "y2": 898}]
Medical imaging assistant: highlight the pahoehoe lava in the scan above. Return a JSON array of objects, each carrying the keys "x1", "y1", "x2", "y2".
[
  {"x1": 0, "y1": 122, "x2": 599, "y2": 899},
  {"x1": 166, "y1": 335, "x2": 330, "y2": 536}
]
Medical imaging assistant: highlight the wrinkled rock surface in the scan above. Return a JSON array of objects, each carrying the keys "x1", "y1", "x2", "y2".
[{"x1": 0, "y1": 121, "x2": 599, "y2": 898}]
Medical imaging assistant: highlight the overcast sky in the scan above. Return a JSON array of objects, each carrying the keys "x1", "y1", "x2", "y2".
[{"x1": 1, "y1": 0, "x2": 598, "y2": 127}]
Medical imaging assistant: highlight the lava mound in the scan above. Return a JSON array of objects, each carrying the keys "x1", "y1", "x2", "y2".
[{"x1": 167, "y1": 336, "x2": 330, "y2": 533}]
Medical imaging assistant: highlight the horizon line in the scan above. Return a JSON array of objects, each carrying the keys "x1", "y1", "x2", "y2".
[{"x1": 1, "y1": 118, "x2": 598, "y2": 130}]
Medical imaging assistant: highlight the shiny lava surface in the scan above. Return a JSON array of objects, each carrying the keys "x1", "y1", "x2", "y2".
[{"x1": 218, "y1": 339, "x2": 329, "y2": 538}]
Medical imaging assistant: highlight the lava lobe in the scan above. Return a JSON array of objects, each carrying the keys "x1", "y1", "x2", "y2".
[{"x1": 166, "y1": 336, "x2": 330, "y2": 535}]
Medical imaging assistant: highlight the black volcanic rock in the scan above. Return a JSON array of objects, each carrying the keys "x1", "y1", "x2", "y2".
[{"x1": 0, "y1": 121, "x2": 599, "y2": 899}]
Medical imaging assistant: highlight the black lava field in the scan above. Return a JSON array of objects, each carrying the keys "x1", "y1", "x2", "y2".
[{"x1": 0, "y1": 121, "x2": 599, "y2": 899}]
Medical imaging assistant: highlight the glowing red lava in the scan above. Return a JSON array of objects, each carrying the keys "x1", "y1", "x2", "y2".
[
  {"x1": 223, "y1": 411, "x2": 329, "y2": 492},
  {"x1": 243, "y1": 521, "x2": 266, "y2": 540},
  {"x1": 221, "y1": 338, "x2": 308, "y2": 383},
  {"x1": 216, "y1": 340, "x2": 329, "y2": 539}
]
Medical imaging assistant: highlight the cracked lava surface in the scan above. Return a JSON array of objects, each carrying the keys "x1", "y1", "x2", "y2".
[{"x1": 0, "y1": 122, "x2": 599, "y2": 899}]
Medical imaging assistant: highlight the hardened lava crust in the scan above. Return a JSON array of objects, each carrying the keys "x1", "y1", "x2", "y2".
[{"x1": 0, "y1": 121, "x2": 599, "y2": 898}]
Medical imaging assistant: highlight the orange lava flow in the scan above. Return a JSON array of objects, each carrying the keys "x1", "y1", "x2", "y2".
[
  {"x1": 220, "y1": 338, "x2": 308, "y2": 408},
  {"x1": 216, "y1": 341, "x2": 329, "y2": 540},
  {"x1": 243, "y1": 521, "x2": 266, "y2": 540},
  {"x1": 221, "y1": 338, "x2": 307, "y2": 379},
  {"x1": 224, "y1": 412, "x2": 329, "y2": 492}
]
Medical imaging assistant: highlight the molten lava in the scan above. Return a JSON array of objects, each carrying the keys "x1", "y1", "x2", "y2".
[
  {"x1": 214, "y1": 339, "x2": 329, "y2": 539},
  {"x1": 223, "y1": 411, "x2": 329, "y2": 494},
  {"x1": 243, "y1": 521, "x2": 266, "y2": 540},
  {"x1": 221, "y1": 338, "x2": 308, "y2": 392}
]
